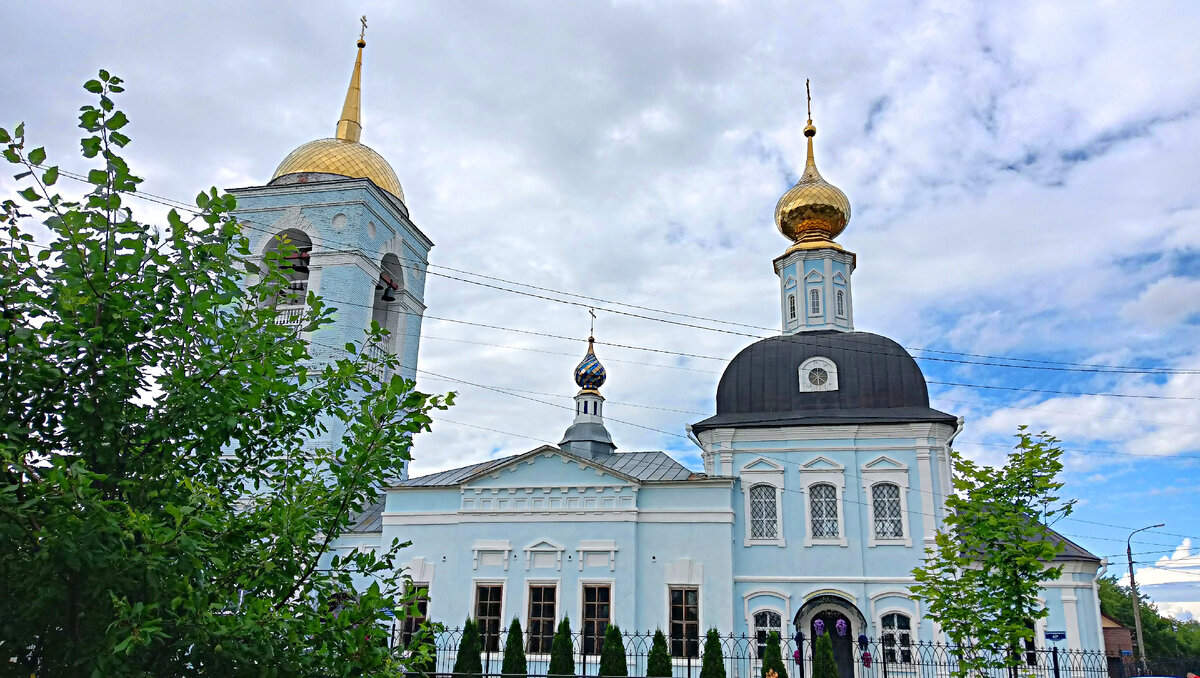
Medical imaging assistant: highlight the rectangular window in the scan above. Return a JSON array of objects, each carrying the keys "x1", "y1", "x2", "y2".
[
  {"x1": 475, "y1": 584, "x2": 503, "y2": 652},
  {"x1": 809, "y1": 288, "x2": 821, "y2": 315},
  {"x1": 749, "y1": 485, "x2": 778, "y2": 540},
  {"x1": 582, "y1": 584, "x2": 612, "y2": 655},
  {"x1": 810, "y1": 483, "x2": 840, "y2": 538},
  {"x1": 397, "y1": 583, "x2": 430, "y2": 648},
  {"x1": 669, "y1": 587, "x2": 700, "y2": 658},
  {"x1": 836, "y1": 290, "x2": 845, "y2": 317},
  {"x1": 788, "y1": 294, "x2": 796, "y2": 320},
  {"x1": 872, "y1": 483, "x2": 904, "y2": 539},
  {"x1": 527, "y1": 585, "x2": 557, "y2": 654}
]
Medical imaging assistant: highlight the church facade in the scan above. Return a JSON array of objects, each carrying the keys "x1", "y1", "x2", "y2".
[{"x1": 230, "y1": 35, "x2": 1108, "y2": 664}]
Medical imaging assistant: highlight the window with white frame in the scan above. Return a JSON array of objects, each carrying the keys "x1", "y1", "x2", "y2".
[
  {"x1": 835, "y1": 289, "x2": 845, "y2": 317},
  {"x1": 810, "y1": 483, "x2": 839, "y2": 538},
  {"x1": 749, "y1": 484, "x2": 779, "y2": 540},
  {"x1": 526, "y1": 584, "x2": 556, "y2": 653},
  {"x1": 475, "y1": 584, "x2": 503, "y2": 652},
  {"x1": 798, "y1": 357, "x2": 838, "y2": 393},
  {"x1": 397, "y1": 583, "x2": 430, "y2": 648},
  {"x1": 881, "y1": 612, "x2": 912, "y2": 663},
  {"x1": 872, "y1": 483, "x2": 904, "y2": 539},
  {"x1": 788, "y1": 294, "x2": 796, "y2": 320},
  {"x1": 753, "y1": 610, "x2": 783, "y2": 659},
  {"x1": 809, "y1": 288, "x2": 821, "y2": 315},
  {"x1": 669, "y1": 587, "x2": 700, "y2": 658},
  {"x1": 582, "y1": 584, "x2": 611, "y2": 656}
]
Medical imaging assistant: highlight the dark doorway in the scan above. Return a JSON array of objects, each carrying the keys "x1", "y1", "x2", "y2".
[{"x1": 811, "y1": 610, "x2": 854, "y2": 678}]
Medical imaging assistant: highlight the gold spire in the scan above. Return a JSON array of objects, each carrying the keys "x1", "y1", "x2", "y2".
[
  {"x1": 774, "y1": 79, "x2": 851, "y2": 252},
  {"x1": 335, "y1": 16, "x2": 368, "y2": 143}
]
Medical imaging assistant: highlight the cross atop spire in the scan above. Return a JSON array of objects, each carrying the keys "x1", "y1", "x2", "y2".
[{"x1": 359, "y1": 15, "x2": 368, "y2": 44}]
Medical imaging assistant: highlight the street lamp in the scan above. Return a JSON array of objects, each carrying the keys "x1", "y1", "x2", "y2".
[{"x1": 1127, "y1": 523, "x2": 1165, "y2": 668}]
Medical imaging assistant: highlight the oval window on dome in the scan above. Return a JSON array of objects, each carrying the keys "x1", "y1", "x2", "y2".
[{"x1": 798, "y1": 357, "x2": 838, "y2": 393}]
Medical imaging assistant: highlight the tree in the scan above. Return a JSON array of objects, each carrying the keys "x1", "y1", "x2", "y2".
[
  {"x1": 761, "y1": 631, "x2": 788, "y2": 678},
  {"x1": 503, "y1": 618, "x2": 528, "y2": 677},
  {"x1": 1098, "y1": 576, "x2": 1200, "y2": 659},
  {"x1": 0, "y1": 71, "x2": 450, "y2": 676},
  {"x1": 700, "y1": 628, "x2": 726, "y2": 678},
  {"x1": 599, "y1": 624, "x2": 628, "y2": 677},
  {"x1": 911, "y1": 428, "x2": 1075, "y2": 678},
  {"x1": 812, "y1": 633, "x2": 837, "y2": 678},
  {"x1": 548, "y1": 617, "x2": 576, "y2": 677},
  {"x1": 453, "y1": 618, "x2": 483, "y2": 677},
  {"x1": 647, "y1": 629, "x2": 672, "y2": 677}
]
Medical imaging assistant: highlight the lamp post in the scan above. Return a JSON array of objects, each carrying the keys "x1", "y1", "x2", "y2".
[{"x1": 1127, "y1": 523, "x2": 1164, "y2": 668}]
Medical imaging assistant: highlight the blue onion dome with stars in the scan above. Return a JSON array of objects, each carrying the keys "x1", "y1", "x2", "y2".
[{"x1": 574, "y1": 336, "x2": 606, "y2": 393}]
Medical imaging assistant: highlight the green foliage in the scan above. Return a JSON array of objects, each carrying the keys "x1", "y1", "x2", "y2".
[
  {"x1": 502, "y1": 618, "x2": 528, "y2": 677},
  {"x1": 548, "y1": 617, "x2": 575, "y2": 677},
  {"x1": 0, "y1": 71, "x2": 451, "y2": 676},
  {"x1": 812, "y1": 634, "x2": 837, "y2": 678},
  {"x1": 647, "y1": 629, "x2": 673, "y2": 677},
  {"x1": 760, "y1": 631, "x2": 788, "y2": 678},
  {"x1": 911, "y1": 428, "x2": 1074, "y2": 678},
  {"x1": 1098, "y1": 576, "x2": 1200, "y2": 659},
  {"x1": 454, "y1": 618, "x2": 483, "y2": 677},
  {"x1": 700, "y1": 628, "x2": 726, "y2": 678},
  {"x1": 407, "y1": 627, "x2": 440, "y2": 678},
  {"x1": 599, "y1": 624, "x2": 628, "y2": 677}
]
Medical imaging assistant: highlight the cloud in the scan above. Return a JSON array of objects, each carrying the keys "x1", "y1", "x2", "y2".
[{"x1": 1121, "y1": 539, "x2": 1200, "y2": 621}]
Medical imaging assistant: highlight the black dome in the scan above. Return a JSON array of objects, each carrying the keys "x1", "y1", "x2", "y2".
[{"x1": 692, "y1": 331, "x2": 956, "y2": 431}]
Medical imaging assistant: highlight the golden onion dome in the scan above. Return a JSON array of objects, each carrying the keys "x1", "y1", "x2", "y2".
[
  {"x1": 270, "y1": 23, "x2": 405, "y2": 203},
  {"x1": 774, "y1": 106, "x2": 851, "y2": 250},
  {"x1": 271, "y1": 138, "x2": 404, "y2": 202}
]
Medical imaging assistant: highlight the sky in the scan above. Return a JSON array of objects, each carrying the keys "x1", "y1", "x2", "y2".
[{"x1": 3, "y1": 1, "x2": 1199, "y2": 619}]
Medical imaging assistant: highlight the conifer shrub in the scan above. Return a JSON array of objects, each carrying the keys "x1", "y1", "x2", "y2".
[
  {"x1": 502, "y1": 618, "x2": 528, "y2": 677},
  {"x1": 548, "y1": 617, "x2": 576, "y2": 677},
  {"x1": 647, "y1": 629, "x2": 672, "y2": 677},
  {"x1": 599, "y1": 624, "x2": 628, "y2": 677},
  {"x1": 453, "y1": 618, "x2": 483, "y2": 677},
  {"x1": 700, "y1": 628, "x2": 726, "y2": 678},
  {"x1": 761, "y1": 631, "x2": 788, "y2": 678},
  {"x1": 812, "y1": 633, "x2": 837, "y2": 678}
]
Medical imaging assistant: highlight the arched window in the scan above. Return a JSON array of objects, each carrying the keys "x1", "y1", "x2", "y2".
[
  {"x1": 872, "y1": 483, "x2": 904, "y2": 539},
  {"x1": 753, "y1": 610, "x2": 782, "y2": 658},
  {"x1": 835, "y1": 290, "x2": 845, "y2": 317},
  {"x1": 809, "y1": 483, "x2": 838, "y2": 538},
  {"x1": 264, "y1": 229, "x2": 313, "y2": 328},
  {"x1": 749, "y1": 484, "x2": 778, "y2": 540},
  {"x1": 809, "y1": 288, "x2": 821, "y2": 315},
  {"x1": 881, "y1": 613, "x2": 912, "y2": 663},
  {"x1": 788, "y1": 294, "x2": 796, "y2": 320}
]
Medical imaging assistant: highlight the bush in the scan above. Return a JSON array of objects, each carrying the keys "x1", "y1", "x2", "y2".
[
  {"x1": 503, "y1": 618, "x2": 527, "y2": 677},
  {"x1": 599, "y1": 624, "x2": 628, "y2": 677},
  {"x1": 813, "y1": 633, "x2": 837, "y2": 678},
  {"x1": 407, "y1": 631, "x2": 438, "y2": 678},
  {"x1": 647, "y1": 629, "x2": 672, "y2": 677},
  {"x1": 453, "y1": 618, "x2": 483, "y2": 677},
  {"x1": 548, "y1": 617, "x2": 576, "y2": 677},
  {"x1": 701, "y1": 629, "x2": 726, "y2": 678},
  {"x1": 761, "y1": 631, "x2": 788, "y2": 678}
]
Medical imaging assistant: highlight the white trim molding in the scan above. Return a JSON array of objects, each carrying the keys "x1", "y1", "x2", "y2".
[
  {"x1": 799, "y1": 456, "x2": 848, "y2": 547},
  {"x1": 576, "y1": 540, "x2": 619, "y2": 572},
  {"x1": 524, "y1": 539, "x2": 566, "y2": 571},
  {"x1": 861, "y1": 456, "x2": 913, "y2": 547},
  {"x1": 741, "y1": 458, "x2": 786, "y2": 547},
  {"x1": 798, "y1": 356, "x2": 839, "y2": 393},
  {"x1": 472, "y1": 539, "x2": 512, "y2": 570}
]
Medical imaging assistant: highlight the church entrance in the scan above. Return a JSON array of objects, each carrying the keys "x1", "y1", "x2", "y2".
[{"x1": 810, "y1": 610, "x2": 855, "y2": 678}]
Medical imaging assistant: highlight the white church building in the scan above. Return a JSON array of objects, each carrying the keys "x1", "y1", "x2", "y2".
[{"x1": 230, "y1": 33, "x2": 1108, "y2": 671}]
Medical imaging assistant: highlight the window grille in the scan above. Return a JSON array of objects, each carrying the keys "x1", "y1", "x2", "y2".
[
  {"x1": 810, "y1": 483, "x2": 839, "y2": 538},
  {"x1": 754, "y1": 610, "x2": 782, "y2": 658},
  {"x1": 749, "y1": 485, "x2": 778, "y2": 540},
  {"x1": 669, "y1": 587, "x2": 699, "y2": 658},
  {"x1": 475, "y1": 584, "x2": 503, "y2": 652},
  {"x1": 582, "y1": 584, "x2": 611, "y2": 655},
  {"x1": 882, "y1": 613, "x2": 912, "y2": 663},
  {"x1": 527, "y1": 585, "x2": 556, "y2": 653},
  {"x1": 872, "y1": 483, "x2": 904, "y2": 539}
]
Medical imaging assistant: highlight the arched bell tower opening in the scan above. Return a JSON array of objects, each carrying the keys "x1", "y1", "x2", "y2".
[
  {"x1": 264, "y1": 229, "x2": 314, "y2": 328},
  {"x1": 372, "y1": 253, "x2": 404, "y2": 355}
]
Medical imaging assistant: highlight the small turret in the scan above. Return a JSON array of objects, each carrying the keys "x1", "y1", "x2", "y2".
[{"x1": 560, "y1": 336, "x2": 616, "y2": 459}]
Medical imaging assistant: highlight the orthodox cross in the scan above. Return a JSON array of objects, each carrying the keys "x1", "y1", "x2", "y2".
[
  {"x1": 359, "y1": 15, "x2": 368, "y2": 42},
  {"x1": 806, "y1": 78, "x2": 812, "y2": 121},
  {"x1": 589, "y1": 308, "x2": 596, "y2": 337}
]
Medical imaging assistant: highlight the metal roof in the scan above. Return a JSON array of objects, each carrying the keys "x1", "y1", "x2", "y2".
[{"x1": 393, "y1": 447, "x2": 694, "y2": 488}]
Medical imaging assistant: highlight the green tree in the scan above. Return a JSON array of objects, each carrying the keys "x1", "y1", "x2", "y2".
[
  {"x1": 0, "y1": 71, "x2": 450, "y2": 676},
  {"x1": 454, "y1": 618, "x2": 483, "y2": 677},
  {"x1": 647, "y1": 629, "x2": 672, "y2": 677},
  {"x1": 700, "y1": 628, "x2": 726, "y2": 678},
  {"x1": 503, "y1": 618, "x2": 528, "y2": 677},
  {"x1": 912, "y1": 428, "x2": 1075, "y2": 678},
  {"x1": 812, "y1": 634, "x2": 837, "y2": 678},
  {"x1": 548, "y1": 617, "x2": 576, "y2": 677},
  {"x1": 761, "y1": 630, "x2": 788, "y2": 678},
  {"x1": 599, "y1": 624, "x2": 628, "y2": 677},
  {"x1": 1098, "y1": 576, "x2": 1200, "y2": 659}
]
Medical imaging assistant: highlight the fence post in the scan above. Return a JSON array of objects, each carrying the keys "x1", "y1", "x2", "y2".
[
  {"x1": 1052, "y1": 646, "x2": 1060, "y2": 678},
  {"x1": 880, "y1": 646, "x2": 888, "y2": 678}
]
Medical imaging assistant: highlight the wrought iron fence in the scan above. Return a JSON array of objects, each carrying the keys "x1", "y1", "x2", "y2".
[{"x1": 393, "y1": 627, "x2": 1135, "y2": 678}]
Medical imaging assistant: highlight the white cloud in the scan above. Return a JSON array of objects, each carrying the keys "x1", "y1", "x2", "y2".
[{"x1": 1120, "y1": 539, "x2": 1200, "y2": 621}]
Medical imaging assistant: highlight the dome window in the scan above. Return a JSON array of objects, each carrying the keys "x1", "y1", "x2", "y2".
[{"x1": 798, "y1": 356, "x2": 838, "y2": 393}]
